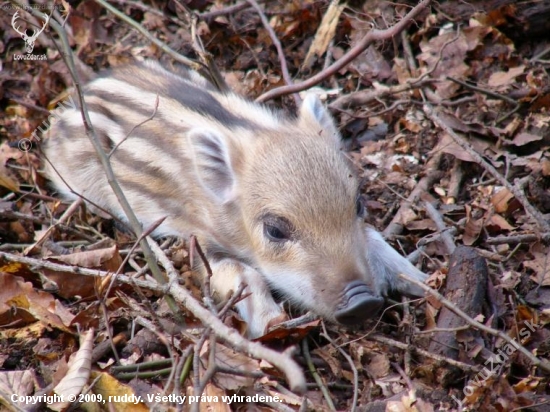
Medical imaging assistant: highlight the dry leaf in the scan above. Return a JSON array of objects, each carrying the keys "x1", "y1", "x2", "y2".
[
  {"x1": 302, "y1": 0, "x2": 344, "y2": 70},
  {"x1": 51, "y1": 329, "x2": 95, "y2": 411},
  {"x1": 488, "y1": 65, "x2": 525, "y2": 88}
]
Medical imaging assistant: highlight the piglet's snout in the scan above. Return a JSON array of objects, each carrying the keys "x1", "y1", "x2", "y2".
[{"x1": 334, "y1": 280, "x2": 384, "y2": 325}]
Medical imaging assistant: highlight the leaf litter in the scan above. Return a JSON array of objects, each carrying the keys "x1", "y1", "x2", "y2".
[{"x1": 1, "y1": 0, "x2": 550, "y2": 411}]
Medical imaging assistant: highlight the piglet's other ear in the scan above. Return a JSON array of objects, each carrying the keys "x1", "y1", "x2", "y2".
[
  {"x1": 187, "y1": 128, "x2": 236, "y2": 203},
  {"x1": 299, "y1": 94, "x2": 340, "y2": 145}
]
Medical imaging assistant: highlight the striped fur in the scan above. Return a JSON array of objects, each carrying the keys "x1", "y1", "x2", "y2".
[{"x1": 43, "y1": 61, "x2": 427, "y2": 337}]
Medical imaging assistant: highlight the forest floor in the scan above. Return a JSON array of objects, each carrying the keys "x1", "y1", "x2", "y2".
[{"x1": 1, "y1": 0, "x2": 550, "y2": 411}]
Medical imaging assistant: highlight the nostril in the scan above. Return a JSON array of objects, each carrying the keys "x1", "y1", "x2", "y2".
[{"x1": 334, "y1": 281, "x2": 384, "y2": 325}]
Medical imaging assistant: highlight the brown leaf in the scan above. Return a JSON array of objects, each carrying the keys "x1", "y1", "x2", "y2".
[
  {"x1": 0, "y1": 370, "x2": 36, "y2": 404},
  {"x1": 44, "y1": 245, "x2": 123, "y2": 299},
  {"x1": 463, "y1": 205, "x2": 483, "y2": 245},
  {"x1": 51, "y1": 329, "x2": 95, "y2": 411},
  {"x1": 302, "y1": 0, "x2": 344, "y2": 71},
  {"x1": 200, "y1": 342, "x2": 259, "y2": 390},
  {"x1": 488, "y1": 65, "x2": 525, "y2": 88},
  {"x1": 491, "y1": 187, "x2": 515, "y2": 214},
  {"x1": 0, "y1": 273, "x2": 73, "y2": 332},
  {"x1": 525, "y1": 251, "x2": 550, "y2": 286},
  {"x1": 199, "y1": 383, "x2": 230, "y2": 412},
  {"x1": 511, "y1": 132, "x2": 542, "y2": 146}
]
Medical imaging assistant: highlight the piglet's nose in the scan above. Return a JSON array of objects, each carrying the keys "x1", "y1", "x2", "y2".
[{"x1": 334, "y1": 280, "x2": 384, "y2": 325}]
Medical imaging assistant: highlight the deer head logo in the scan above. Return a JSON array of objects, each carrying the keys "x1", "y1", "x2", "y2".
[{"x1": 12, "y1": 11, "x2": 49, "y2": 54}]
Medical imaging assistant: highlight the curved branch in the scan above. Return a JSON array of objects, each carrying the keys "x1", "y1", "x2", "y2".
[{"x1": 256, "y1": 0, "x2": 431, "y2": 103}]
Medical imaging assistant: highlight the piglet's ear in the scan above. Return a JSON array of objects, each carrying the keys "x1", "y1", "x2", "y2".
[
  {"x1": 299, "y1": 94, "x2": 340, "y2": 144},
  {"x1": 187, "y1": 128, "x2": 236, "y2": 203}
]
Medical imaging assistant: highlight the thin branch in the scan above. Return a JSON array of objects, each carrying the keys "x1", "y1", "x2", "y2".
[
  {"x1": 246, "y1": 0, "x2": 299, "y2": 106},
  {"x1": 485, "y1": 233, "x2": 550, "y2": 245},
  {"x1": 383, "y1": 150, "x2": 443, "y2": 238},
  {"x1": 400, "y1": 273, "x2": 550, "y2": 374},
  {"x1": 256, "y1": 0, "x2": 431, "y2": 102},
  {"x1": 446, "y1": 76, "x2": 518, "y2": 106},
  {"x1": 321, "y1": 323, "x2": 358, "y2": 412},
  {"x1": 423, "y1": 200, "x2": 455, "y2": 254},
  {"x1": 302, "y1": 338, "x2": 336, "y2": 411},
  {"x1": 108, "y1": 95, "x2": 159, "y2": 158},
  {"x1": 199, "y1": 1, "x2": 252, "y2": 20},
  {"x1": 93, "y1": 0, "x2": 203, "y2": 72},
  {"x1": 147, "y1": 240, "x2": 307, "y2": 393},
  {"x1": 0, "y1": 248, "x2": 307, "y2": 392},
  {"x1": 423, "y1": 103, "x2": 550, "y2": 233}
]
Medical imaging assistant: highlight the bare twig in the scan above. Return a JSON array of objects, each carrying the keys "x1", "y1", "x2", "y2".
[
  {"x1": 246, "y1": 0, "x2": 299, "y2": 105},
  {"x1": 199, "y1": 1, "x2": 252, "y2": 20},
  {"x1": 485, "y1": 233, "x2": 550, "y2": 245},
  {"x1": 446, "y1": 76, "x2": 518, "y2": 106},
  {"x1": 321, "y1": 323, "x2": 358, "y2": 412},
  {"x1": 0, "y1": 248, "x2": 306, "y2": 392},
  {"x1": 383, "y1": 150, "x2": 443, "y2": 238},
  {"x1": 423, "y1": 103, "x2": 550, "y2": 232},
  {"x1": 400, "y1": 273, "x2": 550, "y2": 373},
  {"x1": 302, "y1": 338, "x2": 336, "y2": 411},
  {"x1": 424, "y1": 200, "x2": 455, "y2": 254},
  {"x1": 370, "y1": 334, "x2": 476, "y2": 373},
  {"x1": 147, "y1": 240, "x2": 307, "y2": 393},
  {"x1": 329, "y1": 79, "x2": 431, "y2": 111},
  {"x1": 23, "y1": 198, "x2": 83, "y2": 255},
  {"x1": 108, "y1": 95, "x2": 159, "y2": 158},
  {"x1": 256, "y1": 0, "x2": 432, "y2": 102},
  {"x1": 93, "y1": 0, "x2": 203, "y2": 72}
]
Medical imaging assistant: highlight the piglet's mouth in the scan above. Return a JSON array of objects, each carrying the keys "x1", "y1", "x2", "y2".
[{"x1": 334, "y1": 280, "x2": 384, "y2": 325}]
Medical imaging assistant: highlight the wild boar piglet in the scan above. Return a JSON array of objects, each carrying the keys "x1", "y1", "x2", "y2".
[{"x1": 43, "y1": 61, "x2": 427, "y2": 337}]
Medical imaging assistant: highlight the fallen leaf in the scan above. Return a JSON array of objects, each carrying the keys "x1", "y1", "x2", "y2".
[
  {"x1": 302, "y1": 0, "x2": 344, "y2": 71},
  {"x1": 488, "y1": 65, "x2": 525, "y2": 88},
  {"x1": 51, "y1": 329, "x2": 95, "y2": 411}
]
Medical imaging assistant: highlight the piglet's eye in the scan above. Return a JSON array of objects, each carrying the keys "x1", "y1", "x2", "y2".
[{"x1": 262, "y1": 215, "x2": 293, "y2": 243}]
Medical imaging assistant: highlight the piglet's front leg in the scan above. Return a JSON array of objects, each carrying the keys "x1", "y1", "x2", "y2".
[
  {"x1": 364, "y1": 227, "x2": 428, "y2": 298},
  {"x1": 209, "y1": 258, "x2": 288, "y2": 339}
]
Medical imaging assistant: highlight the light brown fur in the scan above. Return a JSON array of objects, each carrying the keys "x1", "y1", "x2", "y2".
[{"x1": 43, "y1": 61, "x2": 427, "y2": 337}]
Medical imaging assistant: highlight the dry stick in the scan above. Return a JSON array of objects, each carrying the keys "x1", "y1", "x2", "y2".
[
  {"x1": 423, "y1": 104, "x2": 550, "y2": 233},
  {"x1": 330, "y1": 22, "x2": 459, "y2": 111},
  {"x1": 147, "y1": 240, "x2": 307, "y2": 393},
  {"x1": 246, "y1": 0, "x2": 299, "y2": 106},
  {"x1": 93, "y1": 0, "x2": 203, "y2": 72},
  {"x1": 0, "y1": 248, "x2": 307, "y2": 392},
  {"x1": 378, "y1": 334, "x2": 481, "y2": 373},
  {"x1": 320, "y1": 323, "x2": 358, "y2": 412},
  {"x1": 383, "y1": 151, "x2": 443, "y2": 238},
  {"x1": 447, "y1": 158, "x2": 463, "y2": 201},
  {"x1": 329, "y1": 80, "x2": 430, "y2": 111},
  {"x1": 23, "y1": 198, "x2": 83, "y2": 255},
  {"x1": 423, "y1": 200, "x2": 455, "y2": 254},
  {"x1": 446, "y1": 76, "x2": 517, "y2": 106},
  {"x1": 199, "y1": 1, "x2": 253, "y2": 20},
  {"x1": 108, "y1": 95, "x2": 159, "y2": 158},
  {"x1": 256, "y1": 0, "x2": 432, "y2": 102},
  {"x1": 486, "y1": 233, "x2": 550, "y2": 245},
  {"x1": 29, "y1": 4, "x2": 183, "y2": 321},
  {"x1": 400, "y1": 274, "x2": 550, "y2": 374},
  {"x1": 15, "y1": 2, "x2": 306, "y2": 393},
  {"x1": 302, "y1": 338, "x2": 336, "y2": 411},
  {"x1": 0, "y1": 209, "x2": 96, "y2": 243},
  {"x1": 172, "y1": 0, "x2": 229, "y2": 91}
]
